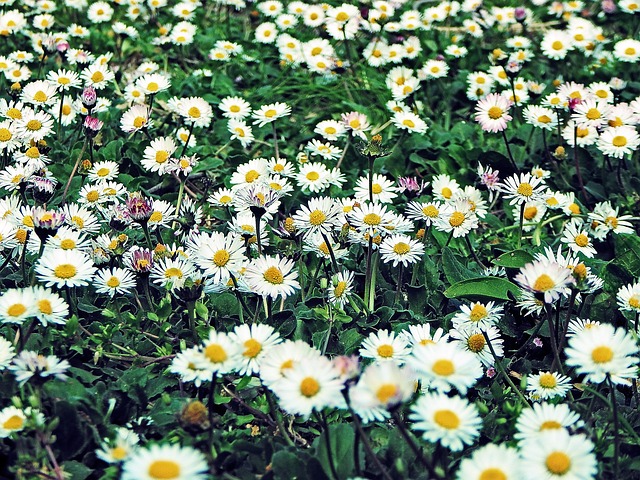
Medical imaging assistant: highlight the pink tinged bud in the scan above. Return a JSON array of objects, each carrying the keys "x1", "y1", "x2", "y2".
[
  {"x1": 486, "y1": 367, "x2": 497, "y2": 378},
  {"x1": 84, "y1": 116, "x2": 103, "y2": 132},
  {"x1": 514, "y1": 7, "x2": 526, "y2": 21},
  {"x1": 81, "y1": 86, "x2": 97, "y2": 107}
]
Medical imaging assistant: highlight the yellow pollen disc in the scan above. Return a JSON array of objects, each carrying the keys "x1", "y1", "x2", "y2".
[
  {"x1": 263, "y1": 266, "x2": 284, "y2": 284},
  {"x1": 376, "y1": 384, "x2": 398, "y2": 404},
  {"x1": 205, "y1": 343, "x2": 227, "y2": 363},
  {"x1": 96, "y1": 167, "x2": 110, "y2": 177},
  {"x1": 269, "y1": 182, "x2": 282, "y2": 191},
  {"x1": 2, "y1": 415, "x2": 24, "y2": 430},
  {"x1": 524, "y1": 206, "x2": 538, "y2": 220},
  {"x1": 576, "y1": 128, "x2": 589, "y2": 138},
  {"x1": 26, "y1": 119, "x2": 42, "y2": 131},
  {"x1": 591, "y1": 345, "x2": 613, "y2": 364},
  {"x1": 107, "y1": 276, "x2": 120, "y2": 287},
  {"x1": 280, "y1": 359, "x2": 294, "y2": 372},
  {"x1": 540, "y1": 420, "x2": 562, "y2": 430},
  {"x1": 58, "y1": 77, "x2": 70, "y2": 85},
  {"x1": 16, "y1": 229, "x2": 28, "y2": 243},
  {"x1": 6, "y1": 108, "x2": 21, "y2": 120},
  {"x1": 517, "y1": 182, "x2": 533, "y2": 197},
  {"x1": 449, "y1": 211, "x2": 465, "y2": 227},
  {"x1": 309, "y1": 210, "x2": 326, "y2": 226},
  {"x1": 311, "y1": 47, "x2": 322, "y2": 56},
  {"x1": 25, "y1": 147, "x2": 40, "y2": 158},
  {"x1": 432, "y1": 359, "x2": 454, "y2": 376},
  {"x1": 625, "y1": 47, "x2": 636, "y2": 56},
  {"x1": 38, "y1": 299, "x2": 53, "y2": 315},
  {"x1": 229, "y1": 105, "x2": 241, "y2": 113},
  {"x1": 433, "y1": 409, "x2": 460, "y2": 429},
  {"x1": 371, "y1": 183, "x2": 383, "y2": 194},
  {"x1": 40, "y1": 213, "x2": 53, "y2": 222},
  {"x1": 325, "y1": 126, "x2": 336, "y2": 134},
  {"x1": 538, "y1": 115, "x2": 551, "y2": 124},
  {"x1": 334, "y1": 281, "x2": 347, "y2": 297},
  {"x1": 54, "y1": 264, "x2": 77, "y2": 279},
  {"x1": 586, "y1": 108, "x2": 601, "y2": 120},
  {"x1": 300, "y1": 377, "x2": 320, "y2": 397},
  {"x1": 243, "y1": 338, "x2": 262, "y2": 358},
  {"x1": 377, "y1": 344, "x2": 394, "y2": 358},
  {"x1": 164, "y1": 267, "x2": 183, "y2": 278},
  {"x1": 539, "y1": 372, "x2": 557, "y2": 388},
  {"x1": 336, "y1": 11, "x2": 348, "y2": 21},
  {"x1": 469, "y1": 303, "x2": 487, "y2": 322},
  {"x1": 628, "y1": 296, "x2": 640, "y2": 309},
  {"x1": 363, "y1": 213, "x2": 381, "y2": 225},
  {"x1": 149, "y1": 211, "x2": 163, "y2": 223},
  {"x1": 612, "y1": 136, "x2": 627, "y2": 147},
  {"x1": 479, "y1": 468, "x2": 507, "y2": 480},
  {"x1": 33, "y1": 91, "x2": 47, "y2": 102},
  {"x1": 7, "y1": 303, "x2": 26, "y2": 317},
  {"x1": 62, "y1": 105, "x2": 71, "y2": 115},
  {"x1": 187, "y1": 106, "x2": 201, "y2": 118},
  {"x1": 147, "y1": 82, "x2": 159, "y2": 92},
  {"x1": 133, "y1": 117, "x2": 146, "y2": 128},
  {"x1": 441, "y1": 187, "x2": 452, "y2": 199},
  {"x1": 213, "y1": 250, "x2": 230, "y2": 267},
  {"x1": 264, "y1": 109, "x2": 277, "y2": 118},
  {"x1": 467, "y1": 333, "x2": 486, "y2": 352},
  {"x1": 245, "y1": 169, "x2": 260, "y2": 183},
  {"x1": 0, "y1": 128, "x2": 11, "y2": 141},
  {"x1": 551, "y1": 40, "x2": 563, "y2": 50},
  {"x1": 546, "y1": 451, "x2": 571, "y2": 475},
  {"x1": 487, "y1": 106, "x2": 503, "y2": 120},
  {"x1": 574, "y1": 234, "x2": 589, "y2": 247},
  {"x1": 533, "y1": 274, "x2": 555, "y2": 292},
  {"x1": 393, "y1": 242, "x2": 411, "y2": 255},
  {"x1": 155, "y1": 151, "x2": 169, "y2": 164},
  {"x1": 568, "y1": 203, "x2": 580, "y2": 214},
  {"x1": 91, "y1": 71, "x2": 104, "y2": 83},
  {"x1": 349, "y1": 119, "x2": 360, "y2": 129},
  {"x1": 60, "y1": 239, "x2": 76, "y2": 250},
  {"x1": 111, "y1": 446, "x2": 127, "y2": 460},
  {"x1": 147, "y1": 459, "x2": 181, "y2": 479},
  {"x1": 609, "y1": 117, "x2": 623, "y2": 127}
]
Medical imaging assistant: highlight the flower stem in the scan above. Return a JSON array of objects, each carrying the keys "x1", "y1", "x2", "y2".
[
  {"x1": 391, "y1": 410, "x2": 440, "y2": 479},
  {"x1": 321, "y1": 232, "x2": 339, "y2": 273},
  {"x1": 60, "y1": 138, "x2": 87, "y2": 205},
  {"x1": 395, "y1": 264, "x2": 404, "y2": 304},
  {"x1": 518, "y1": 202, "x2": 525, "y2": 249},
  {"x1": 545, "y1": 305, "x2": 564, "y2": 374},
  {"x1": 483, "y1": 330, "x2": 531, "y2": 407},
  {"x1": 501, "y1": 129, "x2": 518, "y2": 171},
  {"x1": 316, "y1": 411, "x2": 340, "y2": 480},
  {"x1": 272, "y1": 122, "x2": 280, "y2": 163},
  {"x1": 608, "y1": 375, "x2": 620, "y2": 480},
  {"x1": 264, "y1": 386, "x2": 295, "y2": 447}
]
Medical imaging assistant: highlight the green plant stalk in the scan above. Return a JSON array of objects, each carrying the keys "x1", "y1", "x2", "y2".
[
  {"x1": 172, "y1": 178, "x2": 186, "y2": 231},
  {"x1": 517, "y1": 202, "x2": 525, "y2": 249},
  {"x1": 187, "y1": 301, "x2": 198, "y2": 344},
  {"x1": 501, "y1": 129, "x2": 518, "y2": 170},
  {"x1": 316, "y1": 411, "x2": 340, "y2": 480},
  {"x1": 60, "y1": 137, "x2": 88, "y2": 205},
  {"x1": 56, "y1": 91, "x2": 65, "y2": 138},
  {"x1": 395, "y1": 263, "x2": 404, "y2": 304},
  {"x1": 263, "y1": 386, "x2": 295, "y2": 447},
  {"x1": 545, "y1": 305, "x2": 564, "y2": 374},
  {"x1": 391, "y1": 410, "x2": 440, "y2": 479},
  {"x1": 363, "y1": 236, "x2": 373, "y2": 312},
  {"x1": 368, "y1": 156, "x2": 374, "y2": 203},
  {"x1": 208, "y1": 372, "x2": 218, "y2": 447},
  {"x1": 272, "y1": 122, "x2": 280, "y2": 163},
  {"x1": 608, "y1": 375, "x2": 620, "y2": 480},
  {"x1": 254, "y1": 211, "x2": 264, "y2": 255},
  {"x1": 368, "y1": 252, "x2": 379, "y2": 312},
  {"x1": 580, "y1": 384, "x2": 640, "y2": 443},
  {"x1": 321, "y1": 232, "x2": 339, "y2": 273},
  {"x1": 483, "y1": 331, "x2": 531, "y2": 407}
]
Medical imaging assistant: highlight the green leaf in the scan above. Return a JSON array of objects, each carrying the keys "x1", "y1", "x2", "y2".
[
  {"x1": 338, "y1": 328, "x2": 365, "y2": 355},
  {"x1": 492, "y1": 250, "x2": 535, "y2": 269},
  {"x1": 442, "y1": 247, "x2": 479, "y2": 284},
  {"x1": 271, "y1": 450, "x2": 308, "y2": 480},
  {"x1": 444, "y1": 276, "x2": 521, "y2": 301},
  {"x1": 61, "y1": 461, "x2": 92, "y2": 480},
  {"x1": 313, "y1": 423, "x2": 355, "y2": 480}
]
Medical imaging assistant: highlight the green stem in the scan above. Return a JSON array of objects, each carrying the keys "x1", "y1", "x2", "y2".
[
  {"x1": 321, "y1": 232, "x2": 339, "y2": 273},
  {"x1": 608, "y1": 375, "x2": 620, "y2": 480},
  {"x1": 546, "y1": 305, "x2": 564, "y2": 374},
  {"x1": 392, "y1": 410, "x2": 440, "y2": 478},
  {"x1": 60, "y1": 137, "x2": 87, "y2": 205},
  {"x1": 264, "y1": 386, "x2": 295, "y2": 447},
  {"x1": 484, "y1": 331, "x2": 531, "y2": 407},
  {"x1": 316, "y1": 411, "x2": 340, "y2": 480},
  {"x1": 518, "y1": 202, "x2": 525, "y2": 249}
]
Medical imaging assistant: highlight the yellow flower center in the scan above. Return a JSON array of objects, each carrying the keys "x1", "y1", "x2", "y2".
[
  {"x1": 96, "y1": 167, "x2": 110, "y2": 177},
  {"x1": 586, "y1": 108, "x2": 601, "y2": 120},
  {"x1": 467, "y1": 333, "x2": 486, "y2": 352},
  {"x1": 300, "y1": 377, "x2": 320, "y2": 397},
  {"x1": 263, "y1": 266, "x2": 284, "y2": 284},
  {"x1": 243, "y1": 339, "x2": 262, "y2": 358},
  {"x1": 540, "y1": 420, "x2": 562, "y2": 430},
  {"x1": 533, "y1": 274, "x2": 555, "y2": 292},
  {"x1": 371, "y1": 183, "x2": 383, "y2": 194},
  {"x1": 479, "y1": 468, "x2": 507, "y2": 480},
  {"x1": 205, "y1": 343, "x2": 227, "y2": 363},
  {"x1": 0, "y1": 128, "x2": 11, "y2": 141},
  {"x1": 58, "y1": 77, "x2": 70, "y2": 85},
  {"x1": 402, "y1": 119, "x2": 416, "y2": 128},
  {"x1": 432, "y1": 359, "x2": 454, "y2": 376},
  {"x1": 334, "y1": 281, "x2": 347, "y2": 298},
  {"x1": 164, "y1": 267, "x2": 183, "y2": 278},
  {"x1": 517, "y1": 183, "x2": 533, "y2": 197},
  {"x1": 264, "y1": 109, "x2": 277, "y2": 118},
  {"x1": 551, "y1": 40, "x2": 564, "y2": 50},
  {"x1": 591, "y1": 345, "x2": 613, "y2": 364},
  {"x1": 147, "y1": 82, "x2": 159, "y2": 92},
  {"x1": 336, "y1": 11, "x2": 348, "y2": 21},
  {"x1": 149, "y1": 211, "x2": 163, "y2": 223},
  {"x1": 376, "y1": 384, "x2": 398, "y2": 404},
  {"x1": 625, "y1": 47, "x2": 636, "y2": 56},
  {"x1": 187, "y1": 106, "x2": 201, "y2": 118},
  {"x1": 213, "y1": 250, "x2": 230, "y2": 267},
  {"x1": 546, "y1": 452, "x2": 571, "y2": 475},
  {"x1": 574, "y1": 234, "x2": 589, "y2": 247},
  {"x1": 538, "y1": 115, "x2": 551, "y2": 124},
  {"x1": 148, "y1": 459, "x2": 181, "y2": 479},
  {"x1": 33, "y1": 91, "x2": 48, "y2": 102},
  {"x1": 309, "y1": 210, "x2": 326, "y2": 226},
  {"x1": 612, "y1": 136, "x2": 627, "y2": 147},
  {"x1": 54, "y1": 264, "x2": 77, "y2": 279},
  {"x1": 449, "y1": 211, "x2": 465, "y2": 227},
  {"x1": 487, "y1": 106, "x2": 503, "y2": 120},
  {"x1": 628, "y1": 296, "x2": 640, "y2": 309},
  {"x1": 7, "y1": 303, "x2": 26, "y2": 317},
  {"x1": 363, "y1": 213, "x2": 381, "y2": 225},
  {"x1": 2, "y1": 415, "x2": 24, "y2": 430},
  {"x1": 91, "y1": 71, "x2": 104, "y2": 83},
  {"x1": 393, "y1": 242, "x2": 411, "y2": 255},
  {"x1": 38, "y1": 299, "x2": 53, "y2": 315},
  {"x1": 469, "y1": 304, "x2": 487, "y2": 322},
  {"x1": 107, "y1": 276, "x2": 121, "y2": 287},
  {"x1": 423, "y1": 205, "x2": 439, "y2": 217},
  {"x1": 306, "y1": 171, "x2": 320, "y2": 181},
  {"x1": 7, "y1": 108, "x2": 22, "y2": 119},
  {"x1": 377, "y1": 344, "x2": 394, "y2": 358},
  {"x1": 111, "y1": 446, "x2": 127, "y2": 460},
  {"x1": 133, "y1": 116, "x2": 146, "y2": 129},
  {"x1": 26, "y1": 119, "x2": 42, "y2": 131},
  {"x1": 539, "y1": 372, "x2": 557, "y2": 388},
  {"x1": 60, "y1": 239, "x2": 76, "y2": 250},
  {"x1": 433, "y1": 409, "x2": 460, "y2": 429},
  {"x1": 524, "y1": 206, "x2": 538, "y2": 220}
]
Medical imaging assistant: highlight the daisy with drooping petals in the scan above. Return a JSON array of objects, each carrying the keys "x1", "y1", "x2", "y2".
[
  {"x1": 359, "y1": 329, "x2": 412, "y2": 364},
  {"x1": 474, "y1": 93, "x2": 512, "y2": 133},
  {"x1": 96, "y1": 427, "x2": 140, "y2": 465},
  {"x1": 519, "y1": 430, "x2": 596, "y2": 480},
  {"x1": 121, "y1": 443, "x2": 209, "y2": 480},
  {"x1": 252, "y1": 102, "x2": 291, "y2": 127},
  {"x1": 565, "y1": 322, "x2": 639, "y2": 384},
  {"x1": 244, "y1": 255, "x2": 300, "y2": 300},
  {"x1": 328, "y1": 270, "x2": 355, "y2": 308},
  {"x1": 456, "y1": 443, "x2": 521, "y2": 480},
  {"x1": 409, "y1": 392, "x2": 481, "y2": 451}
]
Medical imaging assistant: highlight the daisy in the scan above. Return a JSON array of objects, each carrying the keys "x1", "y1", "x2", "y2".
[
  {"x1": 10, "y1": 350, "x2": 70, "y2": 385},
  {"x1": 526, "y1": 371, "x2": 572, "y2": 400},
  {"x1": 292, "y1": 197, "x2": 343, "y2": 238},
  {"x1": 81, "y1": 63, "x2": 114, "y2": 89},
  {"x1": 431, "y1": 174, "x2": 460, "y2": 201},
  {"x1": 519, "y1": 430, "x2": 596, "y2": 480},
  {"x1": 0, "y1": 336, "x2": 15, "y2": 370},
  {"x1": 120, "y1": 105, "x2": 151, "y2": 133},
  {"x1": 562, "y1": 121, "x2": 599, "y2": 147},
  {"x1": 96, "y1": 427, "x2": 140, "y2": 465},
  {"x1": 456, "y1": 443, "x2": 521, "y2": 480},
  {"x1": 350, "y1": 362, "x2": 415, "y2": 411},
  {"x1": 21, "y1": 80, "x2": 58, "y2": 107},
  {"x1": 515, "y1": 259, "x2": 574, "y2": 303},
  {"x1": 449, "y1": 326, "x2": 503, "y2": 367},
  {"x1": 87, "y1": 161, "x2": 119, "y2": 183},
  {"x1": 314, "y1": 120, "x2": 346, "y2": 141},
  {"x1": 252, "y1": 102, "x2": 291, "y2": 127},
  {"x1": 341, "y1": 111, "x2": 371, "y2": 140},
  {"x1": 565, "y1": 322, "x2": 639, "y2": 384},
  {"x1": 516, "y1": 402, "x2": 582, "y2": 443},
  {"x1": 244, "y1": 255, "x2": 300, "y2": 300},
  {"x1": 617, "y1": 281, "x2": 640, "y2": 314},
  {"x1": 15, "y1": 109, "x2": 54, "y2": 142},
  {"x1": 540, "y1": 30, "x2": 574, "y2": 60},
  {"x1": 409, "y1": 392, "x2": 481, "y2": 451},
  {"x1": 228, "y1": 119, "x2": 255, "y2": 147},
  {"x1": 392, "y1": 111, "x2": 428, "y2": 134},
  {"x1": 136, "y1": 73, "x2": 171, "y2": 95},
  {"x1": 359, "y1": 329, "x2": 411, "y2": 364},
  {"x1": 142, "y1": 137, "x2": 177, "y2": 174},
  {"x1": 231, "y1": 323, "x2": 282, "y2": 376},
  {"x1": 348, "y1": 202, "x2": 393, "y2": 236},
  {"x1": 189, "y1": 231, "x2": 245, "y2": 285},
  {"x1": 571, "y1": 99, "x2": 611, "y2": 129},
  {"x1": 354, "y1": 174, "x2": 399, "y2": 204},
  {"x1": 0, "y1": 288, "x2": 35, "y2": 325},
  {"x1": 561, "y1": 220, "x2": 596, "y2": 258},
  {"x1": 475, "y1": 93, "x2": 512, "y2": 133},
  {"x1": 147, "y1": 200, "x2": 176, "y2": 230},
  {"x1": 36, "y1": 249, "x2": 97, "y2": 288},
  {"x1": 150, "y1": 256, "x2": 197, "y2": 289},
  {"x1": 94, "y1": 267, "x2": 137, "y2": 298},
  {"x1": 499, "y1": 173, "x2": 547, "y2": 206},
  {"x1": 270, "y1": 355, "x2": 344, "y2": 417},
  {"x1": 328, "y1": 270, "x2": 355, "y2": 308},
  {"x1": 170, "y1": 346, "x2": 212, "y2": 387},
  {"x1": 260, "y1": 340, "x2": 322, "y2": 387},
  {"x1": 121, "y1": 443, "x2": 208, "y2": 480},
  {"x1": 523, "y1": 105, "x2": 558, "y2": 130},
  {"x1": 401, "y1": 324, "x2": 449, "y2": 348},
  {"x1": 405, "y1": 201, "x2": 441, "y2": 226},
  {"x1": 408, "y1": 341, "x2": 483, "y2": 394},
  {"x1": 420, "y1": 59, "x2": 449, "y2": 80},
  {"x1": 379, "y1": 234, "x2": 424, "y2": 267},
  {"x1": 230, "y1": 158, "x2": 269, "y2": 189},
  {"x1": 30, "y1": 286, "x2": 68, "y2": 326},
  {"x1": 178, "y1": 97, "x2": 213, "y2": 128},
  {"x1": 433, "y1": 199, "x2": 479, "y2": 238},
  {"x1": 0, "y1": 406, "x2": 27, "y2": 438},
  {"x1": 296, "y1": 162, "x2": 332, "y2": 193},
  {"x1": 219, "y1": 96, "x2": 251, "y2": 119},
  {"x1": 613, "y1": 39, "x2": 640, "y2": 62},
  {"x1": 305, "y1": 139, "x2": 343, "y2": 161},
  {"x1": 588, "y1": 201, "x2": 635, "y2": 237},
  {"x1": 197, "y1": 329, "x2": 242, "y2": 375},
  {"x1": 597, "y1": 125, "x2": 640, "y2": 158},
  {"x1": 567, "y1": 318, "x2": 602, "y2": 337}
]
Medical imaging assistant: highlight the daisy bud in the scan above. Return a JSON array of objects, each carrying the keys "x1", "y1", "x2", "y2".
[
  {"x1": 10, "y1": 82, "x2": 21, "y2": 93},
  {"x1": 130, "y1": 248, "x2": 153, "y2": 273},
  {"x1": 29, "y1": 177, "x2": 56, "y2": 204},
  {"x1": 332, "y1": 355, "x2": 360, "y2": 381},
  {"x1": 81, "y1": 86, "x2": 97, "y2": 111},
  {"x1": 125, "y1": 192, "x2": 154, "y2": 223},
  {"x1": 84, "y1": 116, "x2": 104, "y2": 136},
  {"x1": 56, "y1": 41, "x2": 69, "y2": 53},
  {"x1": 32, "y1": 207, "x2": 65, "y2": 243},
  {"x1": 553, "y1": 145, "x2": 567, "y2": 161},
  {"x1": 79, "y1": 159, "x2": 92, "y2": 175},
  {"x1": 514, "y1": 7, "x2": 527, "y2": 22},
  {"x1": 601, "y1": 0, "x2": 616, "y2": 13},
  {"x1": 573, "y1": 263, "x2": 588, "y2": 281}
]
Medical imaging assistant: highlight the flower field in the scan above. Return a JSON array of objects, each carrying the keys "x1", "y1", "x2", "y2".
[{"x1": 2, "y1": 0, "x2": 640, "y2": 478}]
